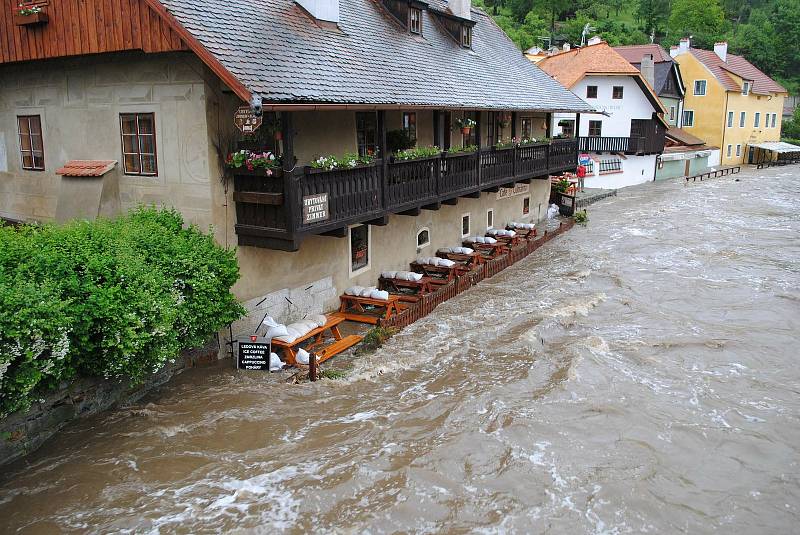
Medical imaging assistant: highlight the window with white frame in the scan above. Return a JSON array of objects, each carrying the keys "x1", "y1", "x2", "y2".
[
  {"x1": 754, "y1": 112, "x2": 761, "y2": 128},
  {"x1": 416, "y1": 227, "x2": 430, "y2": 249},
  {"x1": 461, "y1": 213, "x2": 470, "y2": 237},
  {"x1": 772, "y1": 113, "x2": 778, "y2": 128},
  {"x1": 736, "y1": 144, "x2": 741, "y2": 157},
  {"x1": 742, "y1": 81, "x2": 751, "y2": 95},
  {"x1": 739, "y1": 111, "x2": 746, "y2": 128},
  {"x1": 682, "y1": 110, "x2": 694, "y2": 127},
  {"x1": 409, "y1": 7, "x2": 422, "y2": 34},
  {"x1": 349, "y1": 224, "x2": 370, "y2": 275},
  {"x1": 486, "y1": 209, "x2": 494, "y2": 229},
  {"x1": 17, "y1": 115, "x2": 45, "y2": 171},
  {"x1": 694, "y1": 80, "x2": 707, "y2": 95},
  {"x1": 727, "y1": 111, "x2": 734, "y2": 128},
  {"x1": 669, "y1": 106, "x2": 676, "y2": 122},
  {"x1": 727, "y1": 144, "x2": 732, "y2": 158}
]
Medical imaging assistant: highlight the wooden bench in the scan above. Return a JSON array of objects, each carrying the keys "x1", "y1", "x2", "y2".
[
  {"x1": 379, "y1": 276, "x2": 435, "y2": 303},
  {"x1": 487, "y1": 232, "x2": 523, "y2": 248},
  {"x1": 271, "y1": 315, "x2": 362, "y2": 366},
  {"x1": 463, "y1": 240, "x2": 508, "y2": 259},
  {"x1": 337, "y1": 294, "x2": 401, "y2": 325},
  {"x1": 437, "y1": 250, "x2": 485, "y2": 268},
  {"x1": 507, "y1": 226, "x2": 537, "y2": 240},
  {"x1": 410, "y1": 261, "x2": 470, "y2": 284}
]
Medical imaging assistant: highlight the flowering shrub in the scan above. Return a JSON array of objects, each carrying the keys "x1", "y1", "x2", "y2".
[
  {"x1": 225, "y1": 149, "x2": 280, "y2": 175},
  {"x1": 393, "y1": 146, "x2": 442, "y2": 161},
  {"x1": 446, "y1": 145, "x2": 478, "y2": 154},
  {"x1": 0, "y1": 207, "x2": 245, "y2": 417},
  {"x1": 311, "y1": 152, "x2": 374, "y2": 171},
  {"x1": 17, "y1": 4, "x2": 42, "y2": 15}
]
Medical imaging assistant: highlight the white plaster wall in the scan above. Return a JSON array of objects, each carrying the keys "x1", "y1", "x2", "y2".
[{"x1": 584, "y1": 154, "x2": 657, "y2": 189}]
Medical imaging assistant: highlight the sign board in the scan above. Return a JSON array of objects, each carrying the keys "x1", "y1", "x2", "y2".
[
  {"x1": 237, "y1": 336, "x2": 271, "y2": 371},
  {"x1": 234, "y1": 106, "x2": 263, "y2": 134},
  {"x1": 495, "y1": 183, "x2": 529, "y2": 200},
  {"x1": 302, "y1": 193, "x2": 329, "y2": 224},
  {"x1": 579, "y1": 153, "x2": 591, "y2": 165}
]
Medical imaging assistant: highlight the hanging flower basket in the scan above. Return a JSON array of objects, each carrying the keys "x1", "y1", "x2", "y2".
[
  {"x1": 461, "y1": 127, "x2": 471, "y2": 135},
  {"x1": 14, "y1": 11, "x2": 48, "y2": 26},
  {"x1": 456, "y1": 117, "x2": 477, "y2": 135}
]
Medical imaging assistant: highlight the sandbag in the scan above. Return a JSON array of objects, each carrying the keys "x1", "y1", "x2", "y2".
[
  {"x1": 439, "y1": 259, "x2": 456, "y2": 267},
  {"x1": 264, "y1": 324, "x2": 289, "y2": 340},
  {"x1": 360, "y1": 287, "x2": 375, "y2": 297},
  {"x1": 547, "y1": 203, "x2": 560, "y2": 219},
  {"x1": 269, "y1": 352, "x2": 284, "y2": 371},
  {"x1": 456, "y1": 246, "x2": 473, "y2": 254},
  {"x1": 286, "y1": 323, "x2": 311, "y2": 338},
  {"x1": 262, "y1": 316, "x2": 280, "y2": 328},
  {"x1": 484, "y1": 237, "x2": 497, "y2": 244},
  {"x1": 308, "y1": 314, "x2": 328, "y2": 328},
  {"x1": 345, "y1": 286, "x2": 364, "y2": 296},
  {"x1": 370, "y1": 289, "x2": 390, "y2": 301},
  {"x1": 437, "y1": 247, "x2": 453, "y2": 254},
  {"x1": 296, "y1": 348, "x2": 310, "y2": 366},
  {"x1": 381, "y1": 271, "x2": 397, "y2": 279}
]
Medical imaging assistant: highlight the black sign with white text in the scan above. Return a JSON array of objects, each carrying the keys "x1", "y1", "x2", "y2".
[{"x1": 237, "y1": 337, "x2": 271, "y2": 371}]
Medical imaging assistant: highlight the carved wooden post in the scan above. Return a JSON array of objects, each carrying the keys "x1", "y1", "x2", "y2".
[
  {"x1": 475, "y1": 111, "x2": 482, "y2": 186},
  {"x1": 378, "y1": 109, "x2": 388, "y2": 210}
]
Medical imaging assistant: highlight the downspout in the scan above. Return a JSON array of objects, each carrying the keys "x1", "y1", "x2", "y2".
[{"x1": 721, "y1": 92, "x2": 730, "y2": 164}]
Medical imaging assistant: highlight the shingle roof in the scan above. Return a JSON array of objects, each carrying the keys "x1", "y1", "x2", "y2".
[
  {"x1": 614, "y1": 44, "x2": 673, "y2": 64},
  {"x1": 665, "y1": 127, "x2": 705, "y2": 147},
  {"x1": 55, "y1": 160, "x2": 117, "y2": 177},
  {"x1": 156, "y1": 0, "x2": 593, "y2": 112},
  {"x1": 537, "y1": 42, "x2": 641, "y2": 88},
  {"x1": 689, "y1": 48, "x2": 786, "y2": 95}
]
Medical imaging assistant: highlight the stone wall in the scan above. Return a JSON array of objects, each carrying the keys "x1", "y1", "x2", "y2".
[{"x1": 0, "y1": 341, "x2": 219, "y2": 468}]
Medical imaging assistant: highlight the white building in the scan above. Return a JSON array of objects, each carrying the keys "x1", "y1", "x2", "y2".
[{"x1": 537, "y1": 41, "x2": 668, "y2": 189}]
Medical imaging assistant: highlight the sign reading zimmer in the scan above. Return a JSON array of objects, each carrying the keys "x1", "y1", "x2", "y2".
[
  {"x1": 237, "y1": 336, "x2": 271, "y2": 371},
  {"x1": 303, "y1": 193, "x2": 329, "y2": 224}
]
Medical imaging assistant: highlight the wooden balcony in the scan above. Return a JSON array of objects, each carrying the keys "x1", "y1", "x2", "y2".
[
  {"x1": 578, "y1": 122, "x2": 666, "y2": 155},
  {"x1": 234, "y1": 139, "x2": 578, "y2": 251}
]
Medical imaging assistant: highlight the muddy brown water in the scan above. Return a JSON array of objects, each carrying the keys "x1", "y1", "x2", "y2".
[{"x1": 1, "y1": 166, "x2": 799, "y2": 533}]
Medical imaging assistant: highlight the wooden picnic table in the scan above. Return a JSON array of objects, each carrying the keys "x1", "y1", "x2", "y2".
[
  {"x1": 337, "y1": 294, "x2": 401, "y2": 325},
  {"x1": 379, "y1": 275, "x2": 435, "y2": 303},
  {"x1": 270, "y1": 315, "x2": 362, "y2": 366},
  {"x1": 507, "y1": 226, "x2": 537, "y2": 240},
  {"x1": 463, "y1": 240, "x2": 508, "y2": 259},
  {"x1": 487, "y1": 233, "x2": 523, "y2": 248},
  {"x1": 436, "y1": 250, "x2": 485, "y2": 268},
  {"x1": 410, "y1": 261, "x2": 470, "y2": 284}
]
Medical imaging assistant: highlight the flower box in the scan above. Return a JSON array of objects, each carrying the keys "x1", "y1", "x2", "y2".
[
  {"x1": 230, "y1": 166, "x2": 283, "y2": 178},
  {"x1": 305, "y1": 162, "x2": 376, "y2": 174},
  {"x1": 14, "y1": 11, "x2": 49, "y2": 26}
]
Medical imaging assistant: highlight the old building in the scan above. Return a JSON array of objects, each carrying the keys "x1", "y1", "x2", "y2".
[
  {"x1": 671, "y1": 39, "x2": 787, "y2": 166},
  {"x1": 0, "y1": 0, "x2": 592, "y2": 331},
  {"x1": 536, "y1": 41, "x2": 667, "y2": 189},
  {"x1": 614, "y1": 44, "x2": 686, "y2": 128}
]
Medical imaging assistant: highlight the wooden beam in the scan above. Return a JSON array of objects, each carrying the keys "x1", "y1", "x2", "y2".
[
  {"x1": 485, "y1": 186, "x2": 500, "y2": 193},
  {"x1": 442, "y1": 197, "x2": 459, "y2": 206},
  {"x1": 237, "y1": 235, "x2": 301, "y2": 252},
  {"x1": 366, "y1": 215, "x2": 389, "y2": 226},
  {"x1": 422, "y1": 202, "x2": 441, "y2": 211},
  {"x1": 462, "y1": 191, "x2": 481, "y2": 199},
  {"x1": 321, "y1": 227, "x2": 348, "y2": 238},
  {"x1": 232, "y1": 191, "x2": 284, "y2": 205},
  {"x1": 398, "y1": 207, "x2": 421, "y2": 216}
]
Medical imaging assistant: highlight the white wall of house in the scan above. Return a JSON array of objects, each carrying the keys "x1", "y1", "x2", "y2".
[{"x1": 583, "y1": 154, "x2": 658, "y2": 189}]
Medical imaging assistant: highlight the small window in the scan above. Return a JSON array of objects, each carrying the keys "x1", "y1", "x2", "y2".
[
  {"x1": 350, "y1": 224, "x2": 370, "y2": 274},
  {"x1": 612, "y1": 86, "x2": 624, "y2": 99},
  {"x1": 461, "y1": 25, "x2": 472, "y2": 48},
  {"x1": 120, "y1": 113, "x2": 157, "y2": 176},
  {"x1": 694, "y1": 80, "x2": 707, "y2": 96},
  {"x1": 727, "y1": 144, "x2": 732, "y2": 157},
  {"x1": 771, "y1": 113, "x2": 777, "y2": 128},
  {"x1": 522, "y1": 196, "x2": 530, "y2": 216},
  {"x1": 727, "y1": 111, "x2": 734, "y2": 128},
  {"x1": 739, "y1": 111, "x2": 746, "y2": 128},
  {"x1": 669, "y1": 106, "x2": 676, "y2": 121},
  {"x1": 682, "y1": 110, "x2": 694, "y2": 127},
  {"x1": 461, "y1": 213, "x2": 470, "y2": 237},
  {"x1": 409, "y1": 7, "x2": 422, "y2": 34},
  {"x1": 402, "y1": 111, "x2": 417, "y2": 141},
  {"x1": 17, "y1": 115, "x2": 45, "y2": 171},
  {"x1": 736, "y1": 144, "x2": 741, "y2": 157},
  {"x1": 521, "y1": 117, "x2": 534, "y2": 139},
  {"x1": 599, "y1": 159, "x2": 622, "y2": 173},
  {"x1": 588, "y1": 120, "x2": 602, "y2": 137},
  {"x1": 356, "y1": 112, "x2": 378, "y2": 158},
  {"x1": 742, "y1": 82, "x2": 751, "y2": 95},
  {"x1": 486, "y1": 209, "x2": 493, "y2": 229},
  {"x1": 416, "y1": 228, "x2": 430, "y2": 249},
  {"x1": 754, "y1": 112, "x2": 761, "y2": 128},
  {"x1": 586, "y1": 86, "x2": 598, "y2": 99}
]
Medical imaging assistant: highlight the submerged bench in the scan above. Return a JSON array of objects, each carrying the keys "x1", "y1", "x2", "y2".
[
  {"x1": 271, "y1": 315, "x2": 362, "y2": 366},
  {"x1": 337, "y1": 294, "x2": 402, "y2": 324}
]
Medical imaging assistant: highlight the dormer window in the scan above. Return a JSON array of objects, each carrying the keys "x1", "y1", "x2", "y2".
[
  {"x1": 409, "y1": 6, "x2": 421, "y2": 34},
  {"x1": 461, "y1": 25, "x2": 472, "y2": 47},
  {"x1": 742, "y1": 81, "x2": 751, "y2": 95}
]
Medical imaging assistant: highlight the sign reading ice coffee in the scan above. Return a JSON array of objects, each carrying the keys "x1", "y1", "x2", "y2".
[
  {"x1": 237, "y1": 336, "x2": 271, "y2": 371},
  {"x1": 496, "y1": 183, "x2": 530, "y2": 200},
  {"x1": 234, "y1": 106, "x2": 263, "y2": 134},
  {"x1": 303, "y1": 193, "x2": 329, "y2": 224}
]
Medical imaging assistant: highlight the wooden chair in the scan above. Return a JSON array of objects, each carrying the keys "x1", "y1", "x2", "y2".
[
  {"x1": 378, "y1": 275, "x2": 435, "y2": 303},
  {"x1": 337, "y1": 294, "x2": 401, "y2": 325},
  {"x1": 270, "y1": 315, "x2": 362, "y2": 366}
]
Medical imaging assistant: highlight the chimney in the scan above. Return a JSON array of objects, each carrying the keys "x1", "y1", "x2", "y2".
[
  {"x1": 296, "y1": 0, "x2": 339, "y2": 23},
  {"x1": 714, "y1": 41, "x2": 728, "y2": 62},
  {"x1": 641, "y1": 54, "x2": 655, "y2": 88},
  {"x1": 670, "y1": 45, "x2": 679, "y2": 58},
  {"x1": 563, "y1": 43, "x2": 571, "y2": 51},
  {"x1": 588, "y1": 36, "x2": 603, "y2": 46},
  {"x1": 678, "y1": 37, "x2": 690, "y2": 55},
  {"x1": 449, "y1": 0, "x2": 472, "y2": 20}
]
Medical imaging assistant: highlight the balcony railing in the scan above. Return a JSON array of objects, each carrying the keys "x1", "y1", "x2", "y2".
[
  {"x1": 235, "y1": 139, "x2": 578, "y2": 250},
  {"x1": 578, "y1": 132, "x2": 665, "y2": 155}
]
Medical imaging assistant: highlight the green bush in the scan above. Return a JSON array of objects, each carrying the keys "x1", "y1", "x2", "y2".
[{"x1": 0, "y1": 207, "x2": 245, "y2": 417}]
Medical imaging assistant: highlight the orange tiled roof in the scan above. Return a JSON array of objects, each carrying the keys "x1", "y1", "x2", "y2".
[
  {"x1": 56, "y1": 160, "x2": 117, "y2": 177},
  {"x1": 614, "y1": 44, "x2": 673, "y2": 64},
  {"x1": 537, "y1": 42, "x2": 641, "y2": 88},
  {"x1": 689, "y1": 48, "x2": 786, "y2": 95}
]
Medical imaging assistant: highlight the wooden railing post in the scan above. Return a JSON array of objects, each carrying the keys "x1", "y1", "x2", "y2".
[
  {"x1": 378, "y1": 110, "x2": 388, "y2": 210},
  {"x1": 281, "y1": 111, "x2": 299, "y2": 233},
  {"x1": 475, "y1": 111, "x2": 483, "y2": 186}
]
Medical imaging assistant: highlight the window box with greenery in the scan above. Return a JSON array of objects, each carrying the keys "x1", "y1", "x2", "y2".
[
  {"x1": 308, "y1": 152, "x2": 375, "y2": 173},
  {"x1": 445, "y1": 145, "x2": 478, "y2": 156},
  {"x1": 455, "y1": 117, "x2": 477, "y2": 135},
  {"x1": 225, "y1": 149, "x2": 282, "y2": 176},
  {"x1": 13, "y1": 4, "x2": 48, "y2": 25},
  {"x1": 392, "y1": 146, "x2": 442, "y2": 162}
]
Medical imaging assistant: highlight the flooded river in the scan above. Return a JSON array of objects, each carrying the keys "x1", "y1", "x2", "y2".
[{"x1": 2, "y1": 166, "x2": 799, "y2": 533}]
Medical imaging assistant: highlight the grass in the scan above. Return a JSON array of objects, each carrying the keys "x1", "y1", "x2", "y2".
[
  {"x1": 574, "y1": 210, "x2": 589, "y2": 225},
  {"x1": 354, "y1": 326, "x2": 397, "y2": 357}
]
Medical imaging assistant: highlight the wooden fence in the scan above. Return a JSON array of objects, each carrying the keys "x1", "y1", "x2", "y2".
[
  {"x1": 685, "y1": 166, "x2": 741, "y2": 182},
  {"x1": 380, "y1": 220, "x2": 575, "y2": 330}
]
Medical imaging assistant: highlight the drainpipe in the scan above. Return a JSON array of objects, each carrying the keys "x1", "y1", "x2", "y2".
[{"x1": 721, "y1": 92, "x2": 729, "y2": 164}]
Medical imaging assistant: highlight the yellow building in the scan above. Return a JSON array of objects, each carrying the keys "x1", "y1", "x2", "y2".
[{"x1": 672, "y1": 39, "x2": 787, "y2": 165}]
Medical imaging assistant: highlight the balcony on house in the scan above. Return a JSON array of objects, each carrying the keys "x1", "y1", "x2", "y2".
[
  {"x1": 577, "y1": 118, "x2": 666, "y2": 155},
  {"x1": 232, "y1": 110, "x2": 579, "y2": 251}
]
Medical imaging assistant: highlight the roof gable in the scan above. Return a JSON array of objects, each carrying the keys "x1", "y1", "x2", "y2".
[
  {"x1": 689, "y1": 48, "x2": 786, "y2": 95},
  {"x1": 614, "y1": 44, "x2": 673, "y2": 64},
  {"x1": 152, "y1": 0, "x2": 593, "y2": 112}
]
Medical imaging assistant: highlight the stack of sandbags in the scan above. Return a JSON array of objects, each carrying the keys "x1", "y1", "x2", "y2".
[
  {"x1": 344, "y1": 286, "x2": 390, "y2": 301},
  {"x1": 416, "y1": 256, "x2": 456, "y2": 268},
  {"x1": 382, "y1": 270, "x2": 423, "y2": 281},
  {"x1": 487, "y1": 228, "x2": 516, "y2": 237},
  {"x1": 464, "y1": 236, "x2": 498, "y2": 244},
  {"x1": 261, "y1": 314, "x2": 328, "y2": 344},
  {"x1": 438, "y1": 246, "x2": 474, "y2": 255},
  {"x1": 508, "y1": 222, "x2": 535, "y2": 230}
]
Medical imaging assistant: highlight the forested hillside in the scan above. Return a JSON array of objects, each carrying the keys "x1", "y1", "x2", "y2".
[{"x1": 476, "y1": 0, "x2": 799, "y2": 94}]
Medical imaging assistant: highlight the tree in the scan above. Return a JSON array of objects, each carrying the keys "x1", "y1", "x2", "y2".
[
  {"x1": 637, "y1": 0, "x2": 670, "y2": 36},
  {"x1": 729, "y1": 10, "x2": 780, "y2": 75},
  {"x1": 773, "y1": 0, "x2": 800, "y2": 85},
  {"x1": 782, "y1": 108, "x2": 800, "y2": 141},
  {"x1": 667, "y1": 0, "x2": 726, "y2": 48}
]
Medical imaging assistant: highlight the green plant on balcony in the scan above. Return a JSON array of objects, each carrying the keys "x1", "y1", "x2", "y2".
[
  {"x1": 393, "y1": 146, "x2": 442, "y2": 162},
  {"x1": 311, "y1": 152, "x2": 375, "y2": 171},
  {"x1": 447, "y1": 145, "x2": 478, "y2": 154},
  {"x1": 225, "y1": 149, "x2": 281, "y2": 175},
  {"x1": 494, "y1": 139, "x2": 515, "y2": 149},
  {"x1": 455, "y1": 117, "x2": 477, "y2": 134},
  {"x1": 554, "y1": 178, "x2": 571, "y2": 193},
  {"x1": 387, "y1": 129, "x2": 416, "y2": 154},
  {"x1": 17, "y1": 4, "x2": 42, "y2": 15}
]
